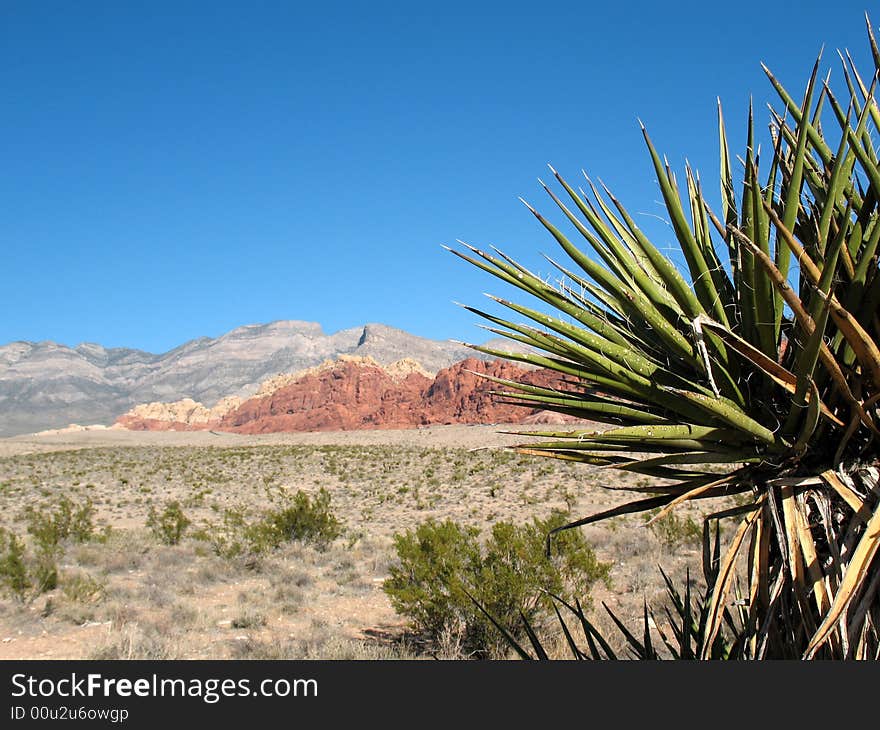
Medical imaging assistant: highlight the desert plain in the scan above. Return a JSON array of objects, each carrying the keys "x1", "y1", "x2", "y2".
[{"x1": 0, "y1": 424, "x2": 719, "y2": 660}]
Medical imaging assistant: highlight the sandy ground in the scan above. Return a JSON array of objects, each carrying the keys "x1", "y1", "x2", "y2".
[{"x1": 0, "y1": 423, "x2": 572, "y2": 457}]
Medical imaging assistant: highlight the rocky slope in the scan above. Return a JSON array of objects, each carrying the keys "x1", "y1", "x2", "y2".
[
  {"x1": 0, "y1": 321, "x2": 487, "y2": 437},
  {"x1": 116, "y1": 357, "x2": 577, "y2": 433}
]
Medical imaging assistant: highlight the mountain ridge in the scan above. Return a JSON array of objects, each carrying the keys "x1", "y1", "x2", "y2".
[{"x1": 0, "y1": 320, "x2": 523, "y2": 437}]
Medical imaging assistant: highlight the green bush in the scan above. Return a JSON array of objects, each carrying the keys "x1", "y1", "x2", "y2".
[
  {"x1": 146, "y1": 501, "x2": 191, "y2": 545},
  {"x1": 0, "y1": 526, "x2": 58, "y2": 602},
  {"x1": 644, "y1": 509, "x2": 702, "y2": 550},
  {"x1": 27, "y1": 497, "x2": 95, "y2": 597},
  {"x1": 0, "y1": 497, "x2": 96, "y2": 602},
  {"x1": 246, "y1": 488, "x2": 342, "y2": 551},
  {"x1": 25, "y1": 496, "x2": 95, "y2": 550},
  {"x1": 384, "y1": 520, "x2": 482, "y2": 645},
  {"x1": 210, "y1": 488, "x2": 343, "y2": 558},
  {"x1": 0, "y1": 528, "x2": 30, "y2": 601},
  {"x1": 383, "y1": 511, "x2": 611, "y2": 658}
]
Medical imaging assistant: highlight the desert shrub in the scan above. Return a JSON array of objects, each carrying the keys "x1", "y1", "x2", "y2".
[
  {"x1": 0, "y1": 528, "x2": 30, "y2": 601},
  {"x1": 61, "y1": 571, "x2": 106, "y2": 604},
  {"x1": 231, "y1": 611, "x2": 267, "y2": 629},
  {"x1": 644, "y1": 509, "x2": 702, "y2": 550},
  {"x1": 210, "y1": 488, "x2": 343, "y2": 558},
  {"x1": 207, "y1": 506, "x2": 249, "y2": 558},
  {"x1": 146, "y1": 500, "x2": 191, "y2": 545},
  {"x1": 29, "y1": 556, "x2": 58, "y2": 597},
  {"x1": 384, "y1": 520, "x2": 482, "y2": 646},
  {"x1": 383, "y1": 511, "x2": 611, "y2": 658},
  {"x1": 246, "y1": 488, "x2": 342, "y2": 551},
  {"x1": 0, "y1": 526, "x2": 57, "y2": 602},
  {"x1": 0, "y1": 496, "x2": 101, "y2": 602},
  {"x1": 25, "y1": 496, "x2": 95, "y2": 550}
]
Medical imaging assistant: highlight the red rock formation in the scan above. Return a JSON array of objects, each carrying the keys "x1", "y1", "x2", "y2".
[
  {"x1": 218, "y1": 362, "x2": 431, "y2": 433},
  {"x1": 420, "y1": 358, "x2": 565, "y2": 424},
  {"x1": 115, "y1": 358, "x2": 586, "y2": 433}
]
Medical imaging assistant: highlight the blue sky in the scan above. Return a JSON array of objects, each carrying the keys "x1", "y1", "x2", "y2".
[{"x1": 1, "y1": 1, "x2": 875, "y2": 353}]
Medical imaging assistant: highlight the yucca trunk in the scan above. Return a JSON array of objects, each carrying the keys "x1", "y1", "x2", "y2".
[{"x1": 451, "y1": 17, "x2": 880, "y2": 658}]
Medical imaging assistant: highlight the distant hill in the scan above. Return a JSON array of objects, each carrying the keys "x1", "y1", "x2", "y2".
[{"x1": 0, "y1": 321, "x2": 516, "y2": 437}]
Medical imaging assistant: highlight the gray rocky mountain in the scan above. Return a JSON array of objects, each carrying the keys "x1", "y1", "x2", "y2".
[{"x1": 0, "y1": 321, "x2": 487, "y2": 437}]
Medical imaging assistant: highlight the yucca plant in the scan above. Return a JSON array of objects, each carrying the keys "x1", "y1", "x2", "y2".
[{"x1": 449, "y1": 17, "x2": 880, "y2": 659}]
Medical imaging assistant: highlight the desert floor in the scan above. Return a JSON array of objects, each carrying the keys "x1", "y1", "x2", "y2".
[{"x1": 0, "y1": 424, "x2": 727, "y2": 660}]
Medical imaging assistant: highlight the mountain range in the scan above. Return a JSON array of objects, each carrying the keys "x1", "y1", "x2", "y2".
[{"x1": 0, "y1": 320, "x2": 524, "y2": 437}]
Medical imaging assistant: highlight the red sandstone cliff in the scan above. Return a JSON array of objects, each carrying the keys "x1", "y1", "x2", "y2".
[{"x1": 115, "y1": 357, "x2": 580, "y2": 433}]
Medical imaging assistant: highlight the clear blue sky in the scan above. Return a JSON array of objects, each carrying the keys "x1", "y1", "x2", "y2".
[{"x1": 1, "y1": 1, "x2": 875, "y2": 353}]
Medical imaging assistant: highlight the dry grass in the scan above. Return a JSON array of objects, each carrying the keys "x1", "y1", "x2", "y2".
[{"x1": 0, "y1": 426, "x2": 729, "y2": 659}]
